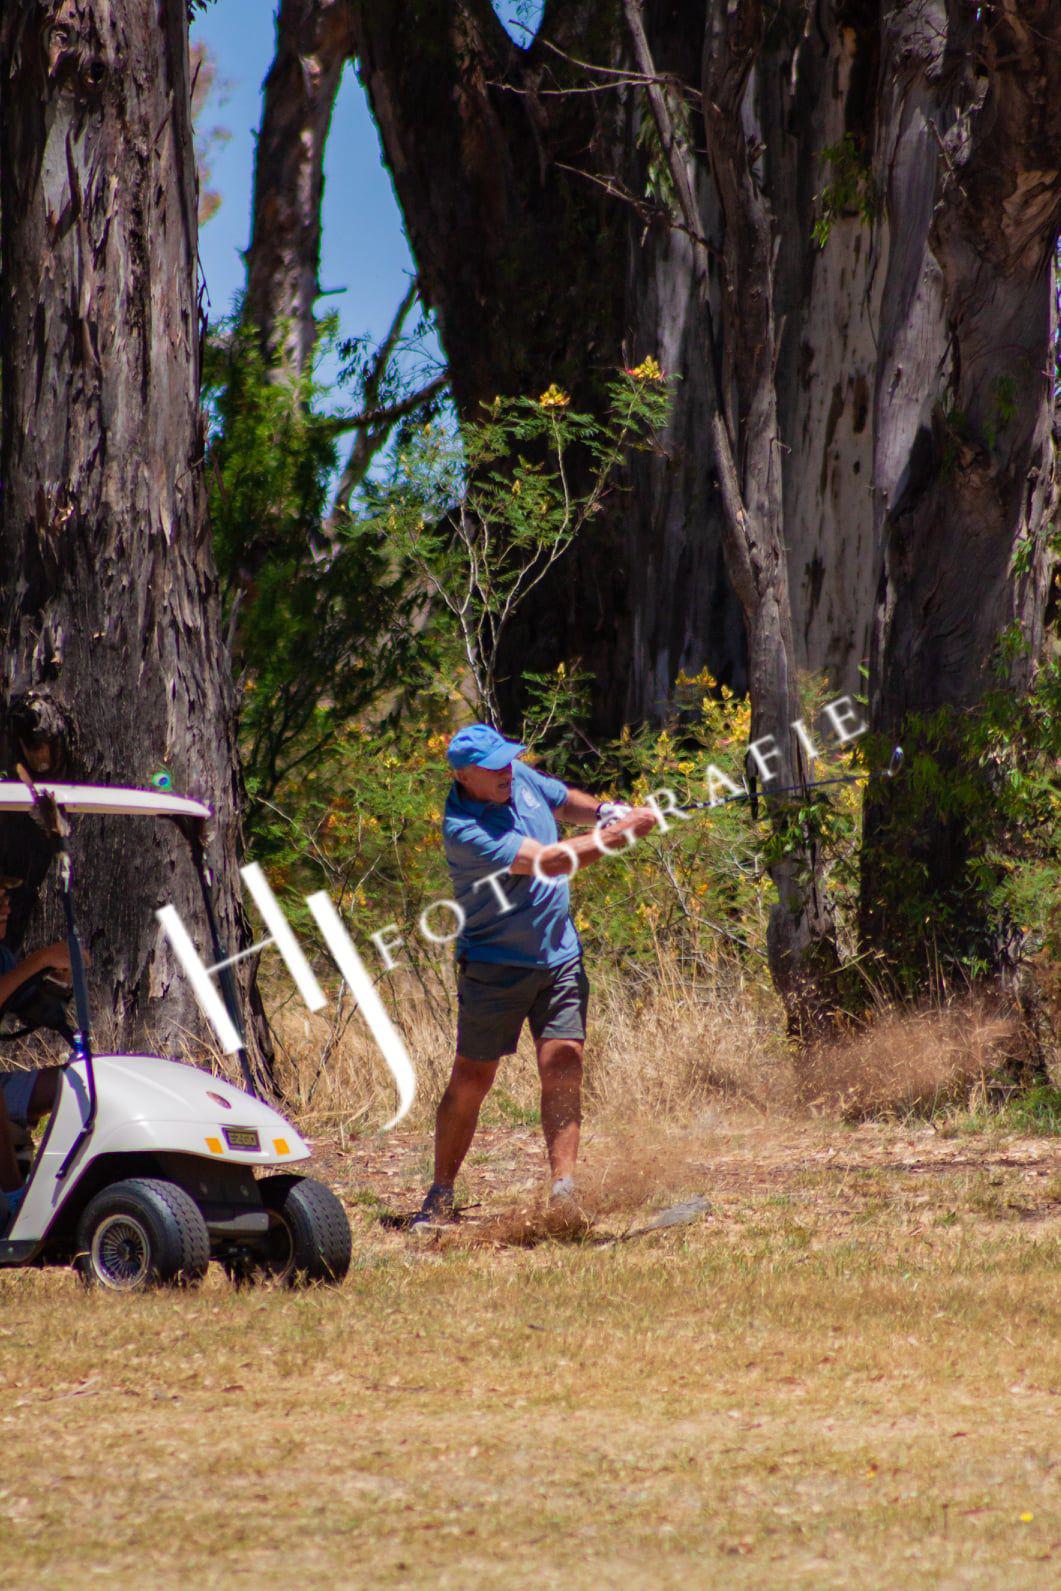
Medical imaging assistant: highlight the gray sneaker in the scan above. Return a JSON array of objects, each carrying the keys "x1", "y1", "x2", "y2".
[{"x1": 408, "y1": 1182, "x2": 456, "y2": 1235}]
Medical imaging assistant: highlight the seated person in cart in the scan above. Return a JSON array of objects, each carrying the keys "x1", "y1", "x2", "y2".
[{"x1": 0, "y1": 875, "x2": 69, "y2": 1226}]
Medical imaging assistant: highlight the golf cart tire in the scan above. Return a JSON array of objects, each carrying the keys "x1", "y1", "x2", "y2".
[
  {"x1": 75, "y1": 1177, "x2": 210, "y2": 1291},
  {"x1": 249, "y1": 1174, "x2": 351, "y2": 1286}
]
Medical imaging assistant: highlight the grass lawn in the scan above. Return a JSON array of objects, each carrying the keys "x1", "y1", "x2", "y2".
[{"x1": 1, "y1": 1114, "x2": 1057, "y2": 1588}]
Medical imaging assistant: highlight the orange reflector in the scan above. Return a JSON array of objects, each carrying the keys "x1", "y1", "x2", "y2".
[
  {"x1": 205, "y1": 1136, "x2": 224, "y2": 1155},
  {"x1": 273, "y1": 1137, "x2": 289, "y2": 1155}
]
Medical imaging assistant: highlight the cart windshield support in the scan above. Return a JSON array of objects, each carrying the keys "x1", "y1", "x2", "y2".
[{"x1": 1, "y1": 772, "x2": 258, "y2": 1167}]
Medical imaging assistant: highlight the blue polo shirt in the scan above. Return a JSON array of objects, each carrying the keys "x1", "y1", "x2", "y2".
[{"x1": 442, "y1": 761, "x2": 582, "y2": 967}]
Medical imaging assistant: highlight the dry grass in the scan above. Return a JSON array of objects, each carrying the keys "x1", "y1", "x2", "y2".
[
  {"x1": 7, "y1": 949, "x2": 1019, "y2": 1138},
  {"x1": 1, "y1": 1112, "x2": 1058, "y2": 1589},
  {"x1": 263, "y1": 954, "x2": 1021, "y2": 1150},
  {"x1": 2, "y1": 959, "x2": 1056, "y2": 1585},
  {"x1": 266, "y1": 950, "x2": 792, "y2": 1143},
  {"x1": 798, "y1": 999, "x2": 1015, "y2": 1121}
]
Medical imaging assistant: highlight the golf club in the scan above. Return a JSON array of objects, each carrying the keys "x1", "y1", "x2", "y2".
[{"x1": 678, "y1": 744, "x2": 904, "y2": 818}]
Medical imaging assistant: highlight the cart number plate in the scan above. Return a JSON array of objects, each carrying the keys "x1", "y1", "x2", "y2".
[{"x1": 223, "y1": 1127, "x2": 261, "y2": 1151}]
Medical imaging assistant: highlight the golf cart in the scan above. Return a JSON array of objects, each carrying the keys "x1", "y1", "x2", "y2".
[{"x1": 0, "y1": 774, "x2": 351, "y2": 1290}]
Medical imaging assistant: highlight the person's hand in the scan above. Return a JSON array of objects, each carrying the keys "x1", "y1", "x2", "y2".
[
  {"x1": 31, "y1": 942, "x2": 89, "y2": 980},
  {"x1": 610, "y1": 806, "x2": 659, "y2": 840},
  {"x1": 39, "y1": 942, "x2": 73, "y2": 974}
]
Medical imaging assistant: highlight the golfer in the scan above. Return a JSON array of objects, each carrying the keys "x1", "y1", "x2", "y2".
[{"x1": 412, "y1": 724, "x2": 657, "y2": 1229}]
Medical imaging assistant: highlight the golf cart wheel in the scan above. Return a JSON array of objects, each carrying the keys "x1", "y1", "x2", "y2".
[
  {"x1": 228, "y1": 1174, "x2": 350, "y2": 1287},
  {"x1": 75, "y1": 1178, "x2": 210, "y2": 1292}
]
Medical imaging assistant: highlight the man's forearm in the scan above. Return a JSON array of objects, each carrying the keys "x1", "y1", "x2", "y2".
[
  {"x1": 558, "y1": 788, "x2": 610, "y2": 826},
  {"x1": 512, "y1": 824, "x2": 643, "y2": 879}
]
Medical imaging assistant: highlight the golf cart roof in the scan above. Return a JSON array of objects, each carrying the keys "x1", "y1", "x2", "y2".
[{"x1": 0, "y1": 781, "x2": 212, "y2": 820}]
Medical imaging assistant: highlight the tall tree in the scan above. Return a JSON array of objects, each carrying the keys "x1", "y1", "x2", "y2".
[
  {"x1": 351, "y1": 0, "x2": 748, "y2": 735},
  {"x1": 347, "y1": 2, "x2": 896, "y2": 730},
  {"x1": 0, "y1": 0, "x2": 269, "y2": 1072},
  {"x1": 218, "y1": 1, "x2": 446, "y2": 807},
  {"x1": 859, "y1": 0, "x2": 1060, "y2": 976},
  {"x1": 760, "y1": 0, "x2": 882, "y2": 683},
  {"x1": 621, "y1": 0, "x2": 842, "y2": 1028},
  {"x1": 236, "y1": 0, "x2": 446, "y2": 520},
  {"x1": 242, "y1": 0, "x2": 357, "y2": 376},
  {"x1": 351, "y1": 0, "x2": 857, "y2": 1021}
]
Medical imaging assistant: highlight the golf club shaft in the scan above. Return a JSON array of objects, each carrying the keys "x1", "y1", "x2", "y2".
[{"x1": 679, "y1": 747, "x2": 903, "y2": 816}]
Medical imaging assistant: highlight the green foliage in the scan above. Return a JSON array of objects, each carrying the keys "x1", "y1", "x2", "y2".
[
  {"x1": 253, "y1": 665, "x2": 771, "y2": 985},
  {"x1": 254, "y1": 663, "x2": 869, "y2": 996},
  {"x1": 1003, "y1": 1084, "x2": 1061, "y2": 1133},
  {"x1": 210, "y1": 333, "x2": 1054, "y2": 1090},
  {"x1": 377, "y1": 365, "x2": 670, "y2": 724},
  {"x1": 205, "y1": 315, "x2": 438, "y2": 809},
  {"x1": 244, "y1": 706, "x2": 457, "y2": 932},
  {"x1": 637, "y1": 93, "x2": 696, "y2": 217},
  {"x1": 812, "y1": 135, "x2": 876, "y2": 248},
  {"x1": 981, "y1": 373, "x2": 1019, "y2": 453},
  {"x1": 519, "y1": 661, "x2": 595, "y2": 780},
  {"x1": 992, "y1": 374, "x2": 1017, "y2": 427},
  {"x1": 950, "y1": 1084, "x2": 1061, "y2": 1137},
  {"x1": 862, "y1": 659, "x2": 1061, "y2": 990},
  {"x1": 563, "y1": 672, "x2": 768, "y2": 971},
  {"x1": 1012, "y1": 446, "x2": 1061, "y2": 577}
]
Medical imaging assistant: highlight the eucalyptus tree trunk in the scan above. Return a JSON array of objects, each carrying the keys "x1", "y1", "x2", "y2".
[
  {"x1": 243, "y1": 0, "x2": 357, "y2": 376},
  {"x1": 698, "y1": 0, "x2": 844, "y2": 1027},
  {"x1": 0, "y1": 0, "x2": 272, "y2": 1077},
  {"x1": 620, "y1": 0, "x2": 842, "y2": 1029},
  {"x1": 859, "y1": 0, "x2": 1060, "y2": 976},
  {"x1": 351, "y1": 0, "x2": 747, "y2": 735},
  {"x1": 761, "y1": 0, "x2": 884, "y2": 689}
]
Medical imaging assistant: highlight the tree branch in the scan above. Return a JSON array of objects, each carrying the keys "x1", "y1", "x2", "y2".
[{"x1": 243, "y1": 0, "x2": 357, "y2": 376}]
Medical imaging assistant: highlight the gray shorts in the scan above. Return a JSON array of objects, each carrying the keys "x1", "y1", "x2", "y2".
[
  {"x1": 456, "y1": 955, "x2": 590, "y2": 1062},
  {"x1": 0, "y1": 1070, "x2": 38, "y2": 1127}
]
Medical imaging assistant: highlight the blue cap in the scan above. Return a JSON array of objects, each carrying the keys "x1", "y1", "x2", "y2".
[{"x1": 446, "y1": 723, "x2": 526, "y2": 771}]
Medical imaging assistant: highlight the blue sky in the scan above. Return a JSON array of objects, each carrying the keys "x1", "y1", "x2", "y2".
[
  {"x1": 191, "y1": 2, "x2": 542, "y2": 385},
  {"x1": 192, "y1": 2, "x2": 414, "y2": 368}
]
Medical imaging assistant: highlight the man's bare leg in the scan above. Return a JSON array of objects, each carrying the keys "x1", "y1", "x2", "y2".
[
  {"x1": 0, "y1": 1093, "x2": 22, "y2": 1193},
  {"x1": 536, "y1": 1037, "x2": 583, "y2": 1182},
  {"x1": 27, "y1": 1068, "x2": 59, "y2": 1125},
  {"x1": 1, "y1": 1069, "x2": 59, "y2": 1200},
  {"x1": 432, "y1": 1055, "x2": 499, "y2": 1189}
]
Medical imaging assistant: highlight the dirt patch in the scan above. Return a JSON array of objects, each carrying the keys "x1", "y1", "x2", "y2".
[{"x1": 317, "y1": 1109, "x2": 1060, "y2": 1249}]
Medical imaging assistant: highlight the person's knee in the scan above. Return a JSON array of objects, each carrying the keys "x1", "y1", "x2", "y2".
[
  {"x1": 446, "y1": 1057, "x2": 497, "y2": 1107},
  {"x1": 28, "y1": 1067, "x2": 59, "y2": 1122},
  {"x1": 538, "y1": 1041, "x2": 583, "y2": 1085}
]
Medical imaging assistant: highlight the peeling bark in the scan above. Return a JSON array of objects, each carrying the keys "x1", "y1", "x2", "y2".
[
  {"x1": 620, "y1": 10, "x2": 746, "y2": 721},
  {"x1": 859, "y1": 0, "x2": 1060, "y2": 969},
  {"x1": 619, "y1": 0, "x2": 842, "y2": 1028},
  {"x1": 0, "y1": 0, "x2": 272, "y2": 1074},
  {"x1": 763, "y1": 0, "x2": 884, "y2": 690},
  {"x1": 243, "y1": 0, "x2": 357, "y2": 375},
  {"x1": 697, "y1": 0, "x2": 844, "y2": 1027}
]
